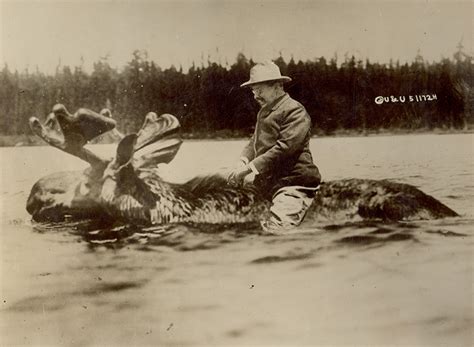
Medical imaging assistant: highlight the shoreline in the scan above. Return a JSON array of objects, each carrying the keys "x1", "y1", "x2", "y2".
[{"x1": 1, "y1": 127, "x2": 473, "y2": 147}]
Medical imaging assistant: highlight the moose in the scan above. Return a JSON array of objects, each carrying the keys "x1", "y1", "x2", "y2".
[{"x1": 26, "y1": 105, "x2": 458, "y2": 228}]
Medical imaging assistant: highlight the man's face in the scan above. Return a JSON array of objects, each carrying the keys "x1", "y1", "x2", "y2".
[{"x1": 250, "y1": 83, "x2": 275, "y2": 106}]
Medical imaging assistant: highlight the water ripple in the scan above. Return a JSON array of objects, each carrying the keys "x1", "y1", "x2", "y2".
[
  {"x1": 26, "y1": 216, "x2": 473, "y2": 254},
  {"x1": 250, "y1": 252, "x2": 313, "y2": 264}
]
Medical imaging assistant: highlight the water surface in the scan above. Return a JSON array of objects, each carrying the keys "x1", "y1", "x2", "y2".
[{"x1": 1, "y1": 134, "x2": 473, "y2": 346}]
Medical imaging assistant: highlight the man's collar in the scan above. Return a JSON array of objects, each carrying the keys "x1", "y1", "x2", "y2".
[{"x1": 262, "y1": 93, "x2": 289, "y2": 112}]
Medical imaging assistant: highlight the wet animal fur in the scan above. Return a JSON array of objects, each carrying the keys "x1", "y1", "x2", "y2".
[{"x1": 26, "y1": 105, "x2": 458, "y2": 225}]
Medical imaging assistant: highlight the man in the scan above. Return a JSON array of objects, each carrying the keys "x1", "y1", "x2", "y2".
[{"x1": 227, "y1": 61, "x2": 321, "y2": 233}]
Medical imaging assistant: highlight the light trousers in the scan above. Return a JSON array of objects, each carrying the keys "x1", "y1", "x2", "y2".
[{"x1": 260, "y1": 185, "x2": 318, "y2": 234}]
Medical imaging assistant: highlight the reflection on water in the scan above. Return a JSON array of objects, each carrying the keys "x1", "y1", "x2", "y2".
[
  {"x1": 28, "y1": 217, "x2": 470, "y2": 253},
  {"x1": 1, "y1": 134, "x2": 473, "y2": 346},
  {"x1": 31, "y1": 219, "x2": 263, "y2": 251}
]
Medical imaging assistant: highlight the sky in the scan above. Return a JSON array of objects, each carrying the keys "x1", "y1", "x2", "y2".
[{"x1": 0, "y1": 0, "x2": 472, "y2": 74}]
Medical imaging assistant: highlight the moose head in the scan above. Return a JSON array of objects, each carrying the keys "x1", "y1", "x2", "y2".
[{"x1": 26, "y1": 104, "x2": 185, "y2": 223}]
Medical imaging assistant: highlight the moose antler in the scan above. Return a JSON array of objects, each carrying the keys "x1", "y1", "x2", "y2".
[
  {"x1": 134, "y1": 112, "x2": 182, "y2": 168},
  {"x1": 29, "y1": 104, "x2": 116, "y2": 169}
]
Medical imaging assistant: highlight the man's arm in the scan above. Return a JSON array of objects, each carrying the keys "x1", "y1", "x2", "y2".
[
  {"x1": 227, "y1": 133, "x2": 255, "y2": 186},
  {"x1": 240, "y1": 133, "x2": 256, "y2": 164},
  {"x1": 249, "y1": 107, "x2": 310, "y2": 174}
]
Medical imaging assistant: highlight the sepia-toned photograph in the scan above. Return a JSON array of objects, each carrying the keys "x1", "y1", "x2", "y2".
[{"x1": 0, "y1": 0, "x2": 472, "y2": 345}]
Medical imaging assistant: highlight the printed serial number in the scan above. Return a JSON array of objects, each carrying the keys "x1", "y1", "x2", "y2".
[{"x1": 375, "y1": 94, "x2": 437, "y2": 105}]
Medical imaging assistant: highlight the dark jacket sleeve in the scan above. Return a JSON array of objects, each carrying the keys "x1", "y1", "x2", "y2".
[
  {"x1": 250, "y1": 107, "x2": 310, "y2": 174},
  {"x1": 240, "y1": 133, "x2": 256, "y2": 162}
]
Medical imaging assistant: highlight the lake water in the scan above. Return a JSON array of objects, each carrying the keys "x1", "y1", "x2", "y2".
[{"x1": 0, "y1": 134, "x2": 473, "y2": 346}]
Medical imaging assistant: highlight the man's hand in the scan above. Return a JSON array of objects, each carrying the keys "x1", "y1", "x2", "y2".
[{"x1": 227, "y1": 164, "x2": 251, "y2": 187}]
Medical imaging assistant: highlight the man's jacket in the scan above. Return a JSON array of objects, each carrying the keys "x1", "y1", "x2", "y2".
[{"x1": 241, "y1": 93, "x2": 321, "y2": 198}]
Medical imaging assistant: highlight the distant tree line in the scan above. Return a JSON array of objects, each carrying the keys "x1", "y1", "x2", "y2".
[{"x1": 0, "y1": 49, "x2": 472, "y2": 137}]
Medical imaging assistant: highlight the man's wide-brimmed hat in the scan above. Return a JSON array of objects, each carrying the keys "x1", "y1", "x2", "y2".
[{"x1": 240, "y1": 61, "x2": 292, "y2": 87}]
